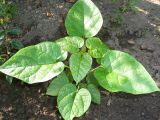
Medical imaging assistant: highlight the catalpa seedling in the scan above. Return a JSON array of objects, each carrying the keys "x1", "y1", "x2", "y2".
[{"x1": 0, "y1": 0, "x2": 159, "y2": 120}]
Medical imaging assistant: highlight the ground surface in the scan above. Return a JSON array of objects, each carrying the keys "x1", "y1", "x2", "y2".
[{"x1": 0, "y1": 0, "x2": 160, "y2": 120}]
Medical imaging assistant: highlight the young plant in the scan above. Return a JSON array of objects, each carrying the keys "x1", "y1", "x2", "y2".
[
  {"x1": 0, "y1": 0, "x2": 16, "y2": 26},
  {"x1": 0, "y1": 0, "x2": 159, "y2": 120}
]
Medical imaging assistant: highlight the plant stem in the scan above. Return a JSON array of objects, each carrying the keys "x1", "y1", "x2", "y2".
[
  {"x1": 65, "y1": 65, "x2": 70, "y2": 69},
  {"x1": 81, "y1": 45, "x2": 86, "y2": 53}
]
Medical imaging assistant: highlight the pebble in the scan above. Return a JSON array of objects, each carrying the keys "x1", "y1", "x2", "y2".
[
  {"x1": 140, "y1": 44, "x2": 154, "y2": 52},
  {"x1": 147, "y1": 47, "x2": 154, "y2": 52},
  {"x1": 127, "y1": 39, "x2": 135, "y2": 45},
  {"x1": 141, "y1": 112, "x2": 145, "y2": 116},
  {"x1": 151, "y1": 93, "x2": 156, "y2": 97},
  {"x1": 134, "y1": 98, "x2": 138, "y2": 102},
  {"x1": 140, "y1": 44, "x2": 147, "y2": 50}
]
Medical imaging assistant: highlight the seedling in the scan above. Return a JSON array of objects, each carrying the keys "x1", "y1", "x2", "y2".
[
  {"x1": 0, "y1": 0, "x2": 159, "y2": 120},
  {"x1": 111, "y1": 0, "x2": 138, "y2": 12},
  {"x1": 0, "y1": 0, "x2": 16, "y2": 26}
]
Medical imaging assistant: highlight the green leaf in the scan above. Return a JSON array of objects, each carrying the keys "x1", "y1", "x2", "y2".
[
  {"x1": 0, "y1": 29, "x2": 5, "y2": 41},
  {"x1": 46, "y1": 72, "x2": 70, "y2": 96},
  {"x1": 11, "y1": 40, "x2": 24, "y2": 50},
  {"x1": 66, "y1": 69, "x2": 74, "y2": 82},
  {"x1": 86, "y1": 37, "x2": 109, "y2": 58},
  {"x1": 0, "y1": 56, "x2": 5, "y2": 65},
  {"x1": 56, "y1": 36, "x2": 84, "y2": 53},
  {"x1": 70, "y1": 52, "x2": 92, "y2": 83},
  {"x1": 0, "y1": 42, "x2": 65, "y2": 84},
  {"x1": 94, "y1": 50, "x2": 160, "y2": 94},
  {"x1": 96, "y1": 58, "x2": 101, "y2": 64},
  {"x1": 6, "y1": 75, "x2": 13, "y2": 84},
  {"x1": 86, "y1": 72, "x2": 99, "y2": 87},
  {"x1": 87, "y1": 84, "x2": 101, "y2": 104},
  {"x1": 57, "y1": 83, "x2": 91, "y2": 120},
  {"x1": 65, "y1": 0, "x2": 103, "y2": 38},
  {"x1": 58, "y1": 51, "x2": 68, "y2": 61},
  {"x1": 9, "y1": 28, "x2": 21, "y2": 35}
]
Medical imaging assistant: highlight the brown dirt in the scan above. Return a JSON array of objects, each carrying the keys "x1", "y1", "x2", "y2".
[{"x1": 0, "y1": 0, "x2": 160, "y2": 120}]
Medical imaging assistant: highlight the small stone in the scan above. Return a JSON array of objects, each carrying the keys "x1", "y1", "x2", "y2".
[
  {"x1": 140, "y1": 44, "x2": 147, "y2": 50},
  {"x1": 134, "y1": 98, "x2": 137, "y2": 102},
  {"x1": 140, "y1": 44, "x2": 154, "y2": 52},
  {"x1": 147, "y1": 47, "x2": 154, "y2": 52},
  {"x1": 151, "y1": 93, "x2": 156, "y2": 97},
  {"x1": 128, "y1": 39, "x2": 135, "y2": 45},
  {"x1": 141, "y1": 112, "x2": 145, "y2": 116},
  {"x1": 107, "y1": 98, "x2": 112, "y2": 106},
  {"x1": 38, "y1": 89, "x2": 41, "y2": 93}
]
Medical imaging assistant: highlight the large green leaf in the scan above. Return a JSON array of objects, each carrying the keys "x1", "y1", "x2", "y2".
[
  {"x1": 65, "y1": 0, "x2": 103, "y2": 38},
  {"x1": 56, "y1": 36, "x2": 84, "y2": 53},
  {"x1": 57, "y1": 83, "x2": 91, "y2": 120},
  {"x1": 0, "y1": 42, "x2": 65, "y2": 84},
  {"x1": 70, "y1": 52, "x2": 92, "y2": 83},
  {"x1": 46, "y1": 72, "x2": 70, "y2": 96},
  {"x1": 87, "y1": 84, "x2": 101, "y2": 104},
  {"x1": 94, "y1": 50, "x2": 160, "y2": 94},
  {"x1": 86, "y1": 37, "x2": 109, "y2": 58}
]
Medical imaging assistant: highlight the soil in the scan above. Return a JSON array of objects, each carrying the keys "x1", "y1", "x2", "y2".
[{"x1": 0, "y1": 0, "x2": 160, "y2": 120}]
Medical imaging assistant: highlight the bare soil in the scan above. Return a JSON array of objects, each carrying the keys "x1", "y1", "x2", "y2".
[{"x1": 0, "y1": 0, "x2": 160, "y2": 120}]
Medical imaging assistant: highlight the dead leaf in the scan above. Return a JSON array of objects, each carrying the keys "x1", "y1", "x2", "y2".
[{"x1": 46, "y1": 12, "x2": 54, "y2": 17}]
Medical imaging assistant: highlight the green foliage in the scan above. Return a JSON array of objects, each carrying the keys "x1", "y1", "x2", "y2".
[
  {"x1": 110, "y1": 0, "x2": 139, "y2": 26},
  {"x1": 0, "y1": 0, "x2": 159, "y2": 120},
  {"x1": 65, "y1": 0, "x2": 103, "y2": 38},
  {"x1": 86, "y1": 72, "x2": 99, "y2": 87},
  {"x1": 0, "y1": 42, "x2": 65, "y2": 84},
  {"x1": 5, "y1": 75, "x2": 13, "y2": 84},
  {"x1": 0, "y1": 1, "x2": 19, "y2": 84},
  {"x1": 0, "y1": 1, "x2": 18, "y2": 47},
  {"x1": 56, "y1": 36, "x2": 84, "y2": 53},
  {"x1": 0, "y1": 29, "x2": 5, "y2": 45},
  {"x1": 9, "y1": 28, "x2": 21, "y2": 36},
  {"x1": 11, "y1": 40, "x2": 24, "y2": 50},
  {"x1": 0, "y1": 0, "x2": 16, "y2": 26},
  {"x1": 111, "y1": 0, "x2": 138, "y2": 12},
  {"x1": 46, "y1": 72, "x2": 70, "y2": 96},
  {"x1": 87, "y1": 84, "x2": 101, "y2": 104},
  {"x1": 111, "y1": 10, "x2": 124, "y2": 25},
  {"x1": 69, "y1": 52, "x2": 92, "y2": 84},
  {"x1": 119, "y1": 0, "x2": 139, "y2": 13},
  {"x1": 86, "y1": 37, "x2": 109, "y2": 58},
  {"x1": 94, "y1": 50, "x2": 159, "y2": 94},
  {"x1": 57, "y1": 83, "x2": 91, "y2": 120}
]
